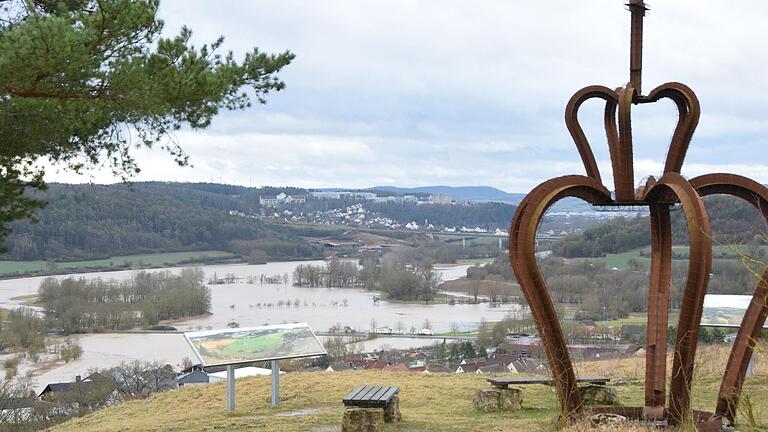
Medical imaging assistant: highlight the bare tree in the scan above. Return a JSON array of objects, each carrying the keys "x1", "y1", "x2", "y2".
[
  {"x1": 111, "y1": 361, "x2": 176, "y2": 399},
  {"x1": 450, "y1": 322, "x2": 460, "y2": 336},
  {"x1": 470, "y1": 279, "x2": 482, "y2": 304}
]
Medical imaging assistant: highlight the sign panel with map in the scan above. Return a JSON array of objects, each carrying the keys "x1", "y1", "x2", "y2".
[
  {"x1": 184, "y1": 322, "x2": 327, "y2": 367},
  {"x1": 700, "y1": 294, "x2": 768, "y2": 328}
]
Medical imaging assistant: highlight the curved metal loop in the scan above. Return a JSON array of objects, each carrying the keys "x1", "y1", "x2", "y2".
[
  {"x1": 689, "y1": 173, "x2": 768, "y2": 423},
  {"x1": 644, "y1": 82, "x2": 701, "y2": 174},
  {"x1": 564, "y1": 86, "x2": 619, "y2": 184},
  {"x1": 644, "y1": 172, "x2": 712, "y2": 425},
  {"x1": 509, "y1": 175, "x2": 612, "y2": 419}
]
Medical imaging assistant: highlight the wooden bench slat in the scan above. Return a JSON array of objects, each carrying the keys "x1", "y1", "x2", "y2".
[
  {"x1": 343, "y1": 385, "x2": 400, "y2": 407},
  {"x1": 377, "y1": 386, "x2": 399, "y2": 402},
  {"x1": 354, "y1": 386, "x2": 380, "y2": 401},
  {"x1": 486, "y1": 376, "x2": 609, "y2": 388},
  {"x1": 370, "y1": 386, "x2": 390, "y2": 401},
  {"x1": 343, "y1": 386, "x2": 366, "y2": 402}
]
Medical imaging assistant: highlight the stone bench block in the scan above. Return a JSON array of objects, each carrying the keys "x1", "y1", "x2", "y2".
[
  {"x1": 579, "y1": 385, "x2": 618, "y2": 405},
  {"x1": 384, "y1": 395, "x2": 401, "y2": 422},
  {"x1": 342, "y1": 407, "x2": 384, "y2": 432},
  {"x1": 473, "y1": 387, "x2": 523, "y2": 412}
]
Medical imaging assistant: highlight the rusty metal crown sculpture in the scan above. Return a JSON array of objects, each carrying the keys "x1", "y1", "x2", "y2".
[{"x1": 508, "y1": 1, "x2": 768, "y2": 429}]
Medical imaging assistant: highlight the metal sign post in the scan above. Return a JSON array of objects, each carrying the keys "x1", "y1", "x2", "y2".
[
  {"x1": 183, "y1": 323, "x2": 327, "y2": 413},
  {"x1": 226, "y1": 364, "x2": 235, "y2": 412},
  {"x1": 271, "y1": 360, "x2": 280, "y2": 407}
]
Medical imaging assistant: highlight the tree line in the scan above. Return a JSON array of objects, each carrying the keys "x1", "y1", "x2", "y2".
[
  {"x1": 551, "y1": 195, "x2": 767, "y2": 258},
  {"x1": 3, "y1": 183, "x2": 321, "y2": 262},
  {"x1": 38, "y1": 268, "x2": 211, "y2": 333},
  {"x1": 293, "y1": 254, "x2": 442, "y2": 302},
  {"x1": 469, "y1": 250, "x2": 764, "y2": 321}
]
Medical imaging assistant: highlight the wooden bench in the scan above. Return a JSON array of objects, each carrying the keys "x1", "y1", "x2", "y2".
[
  {"x1": 343, "y1": 385, "x2": 399, "y2": 408},
  {"x1": 343, "y1": 385, "x2": 401, "y2": 430},
  {"x1": 486, "y1": 376, "x2": 610, "y2": 389}
]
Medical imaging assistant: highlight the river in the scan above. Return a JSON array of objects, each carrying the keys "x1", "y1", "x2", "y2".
[{"x1": 0, "y1": 260, "x2": 521, "y2": 391}]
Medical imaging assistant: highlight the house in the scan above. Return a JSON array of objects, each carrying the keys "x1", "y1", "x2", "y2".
[
  {"x1": 455, "y1": 362, "x2": 485, "y2": 373},
  {"x1": 175, "y1": 370, "x2": 209, "y2": 387},
  {"x1": 38, "y1": 376, "x2": 94, "y2": 400},
  {"x1": 428, "y1": 193, "x2": 452, "y2": 204},
  {"x1": 382, "y1": 363, "x2": 409, "y2": 373},
  {"x1": 0, "y1": 397, "x2": 55, "y2": 425},
  {"x1": 422, "y1": 365, "x2": 452, "y2": 374},
  {"x1": 475, "y1": 363, "x2": 508, "y2": 374},
  {"x1": 259, "y1": 195, "x2": 279, "y2": 207},
  {"x1": 509, "y1": 358, "x2": 542, "y2": 374},
  {"x1": 487, "y1": 353, "x2": 518, "y2": 370},
  {"x1": 367, "y1": 360, "x2": 390, "y2": 370},
  {"x1": 285, "y1": 194, "x2": 306, "y2": 204},
  {"x1": 624, "y1": 344, "x2": 646, "y2": 357}
]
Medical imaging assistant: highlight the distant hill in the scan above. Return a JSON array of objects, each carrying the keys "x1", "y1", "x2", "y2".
[
  {"x1": 371, "y1": 185, "x2": 525, "y2": 203},
  {"x1": 2, "y1": 183, "x2": 321, "y2": 262},
  {"x1": 551, "y1": 194, "x2": 767, "y2": 258}
]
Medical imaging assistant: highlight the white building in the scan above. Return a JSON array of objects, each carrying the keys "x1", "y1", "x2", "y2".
[{"x1": 428, "y1": 193, "x2": 452, "y2": 204}]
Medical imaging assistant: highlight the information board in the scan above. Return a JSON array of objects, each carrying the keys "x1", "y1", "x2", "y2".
[
  {"x1": 700, "y1": 294, "x2": 768, "y2": 328},
  {"x1": 184, "y1": 322, "x2": 327, "y2": 367}
]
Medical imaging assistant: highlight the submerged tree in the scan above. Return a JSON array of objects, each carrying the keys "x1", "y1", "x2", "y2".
[{"x1": 0, "y1": 0, "x2": 294, "y2": 247}]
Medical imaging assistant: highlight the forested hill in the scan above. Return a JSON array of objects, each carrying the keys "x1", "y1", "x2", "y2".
[
  {"x1": 551, "y1": 195, "x2": 767, "y2": 257},
  {"x1": 1, "y1": 182, "x2": 519, "y2": 262},
  {"x1": 3, "y1": 183, "x2": 318, "y2": 261}
]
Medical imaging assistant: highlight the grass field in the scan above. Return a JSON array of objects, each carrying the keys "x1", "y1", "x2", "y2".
[
  {"x1": 0, "y1": 251, "x2": 237, "y2": 276},
  {"x1": 52, "y1": 345, "x2": 768, "y2": 432},
  {"x1": 589, "y1": 245, "x2": 768, "y2": 271}
]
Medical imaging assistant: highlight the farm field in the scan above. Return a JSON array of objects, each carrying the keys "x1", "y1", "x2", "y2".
[{"x1": 0, "y1": 250, "x2": 237, "y2": 277}]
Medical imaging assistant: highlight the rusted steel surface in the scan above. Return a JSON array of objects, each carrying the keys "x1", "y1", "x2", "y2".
[
  {"x1": 644, "y1": 204, "x2": 672, "y2": 411},
  {"x1": 564, "y1": 86, "x2": 618, "y2": 184},
  {"x1": 690, "y1": 174, "x2": 768, "y2": 423},
  {"x1": 508, "y1": 1, "x2": 765, "y2": 429},
  {"x1": 644, "y1": 174, "x2": 712, "y2": 425},
  {"x1": 509, "y1": 176, "x2": 611, "y2": 418}
]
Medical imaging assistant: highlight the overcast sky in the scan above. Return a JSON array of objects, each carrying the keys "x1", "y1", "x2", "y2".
[{"x1": 44, "y1": 1, "x2": 768, "y2": 193}]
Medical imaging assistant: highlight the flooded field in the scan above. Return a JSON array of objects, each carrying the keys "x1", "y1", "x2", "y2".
[{"x1": 0, "y1": 259, "x2": 519, "y2": 391}]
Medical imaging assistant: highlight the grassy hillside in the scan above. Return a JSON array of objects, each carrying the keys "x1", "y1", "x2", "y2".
[
  {"x1": 53, "y1": 346, "x2": 768, "y2": 432},
  {"x1": 588, "y1": 245, "x2": 768, "y2": 271}
]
